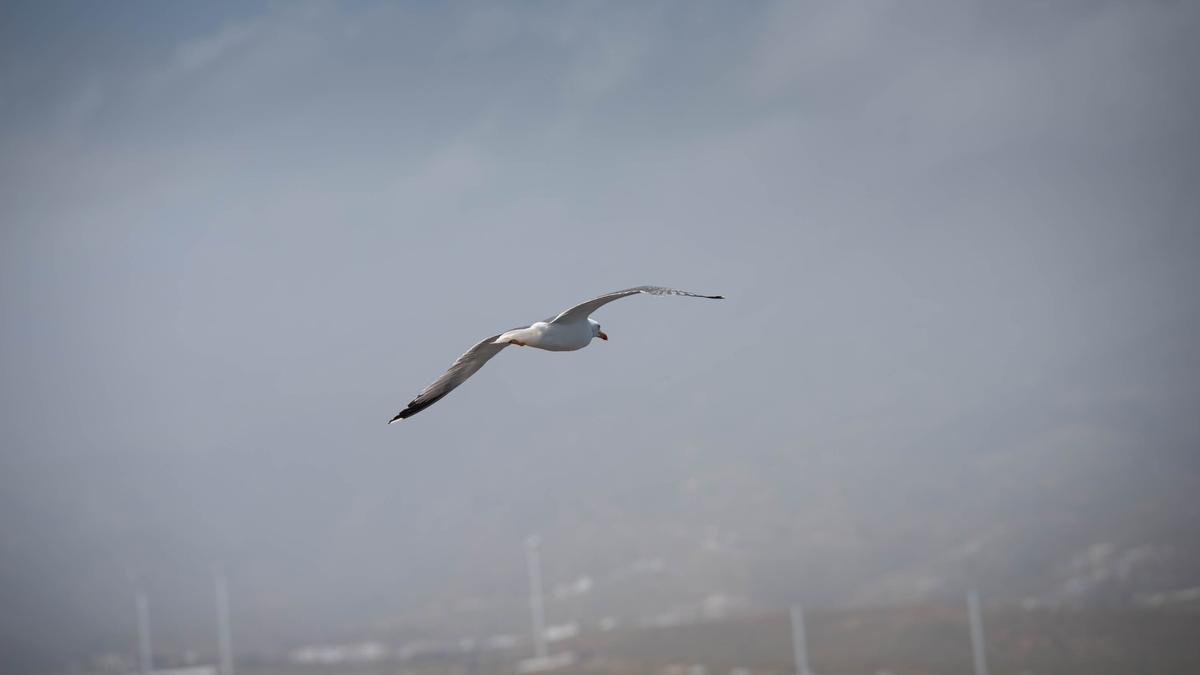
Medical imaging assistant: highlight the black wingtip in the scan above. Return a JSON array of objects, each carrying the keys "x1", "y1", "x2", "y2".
[{"x1": 387, "y1": 393, "x2": 448, "y2": 424}]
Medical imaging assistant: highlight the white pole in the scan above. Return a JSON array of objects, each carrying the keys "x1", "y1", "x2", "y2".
[
  {"x1": 790, "y1": 605, "x2": 811, "y2": 675},
  {"x1": 214, "y1": 569, "x2": 234, "y2": 675},
  {"x1": 135, "y1": 588, "x2": 152, "y2": 675},
  {"x1": 525, "y1": 536, "x2": 548, "y2": 660},
  {"x1": 967, "y1": 588, "x2": 989, "y2": 675}
]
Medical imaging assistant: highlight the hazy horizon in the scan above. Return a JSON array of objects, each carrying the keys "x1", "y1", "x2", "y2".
[{"x1": 2, "y1": 1, "x2": 1198, "y2": 672}]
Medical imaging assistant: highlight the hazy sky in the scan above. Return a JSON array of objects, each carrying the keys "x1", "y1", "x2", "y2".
[{"x1": 2, "y1": 0, "x2": 1198, "y2": 669}]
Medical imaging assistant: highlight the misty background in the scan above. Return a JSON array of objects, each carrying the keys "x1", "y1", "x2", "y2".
[{"x1": 2, "y1": 0, "x2": 1198, "y2": 671}]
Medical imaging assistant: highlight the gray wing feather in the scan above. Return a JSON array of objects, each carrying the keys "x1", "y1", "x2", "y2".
[
  {"x1": 549, "y1": 285, "x2": 724, "y2": 324},
  {"x1": 389, "y1": 328, "x2": 523, "y2": 422}
]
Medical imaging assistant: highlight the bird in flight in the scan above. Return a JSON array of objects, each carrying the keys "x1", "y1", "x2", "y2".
[{"x1": 389, "y1": 286, "x2": 724, "y2": 422}]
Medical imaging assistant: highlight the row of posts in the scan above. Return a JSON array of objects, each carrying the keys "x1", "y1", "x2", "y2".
[{"x1": 136, "y1": 549, "x2": 987, "y2": 675}]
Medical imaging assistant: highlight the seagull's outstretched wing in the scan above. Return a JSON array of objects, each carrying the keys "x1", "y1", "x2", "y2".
[
  {"x1": 549, "y1": 285, "x2": 724, "y2": 324},
  {"x1": 389, "y1": 329, "x2": 521, "y2": 422}
]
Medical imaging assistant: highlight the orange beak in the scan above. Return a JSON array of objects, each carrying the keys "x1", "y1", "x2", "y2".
[{"x1": 597, "y1": 330, "x2": 608, "y2": 341}]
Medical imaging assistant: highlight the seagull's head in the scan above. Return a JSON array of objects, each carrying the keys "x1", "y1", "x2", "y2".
[{"x1": 589, "y1": 318, "x2": 608, "y2": 341}]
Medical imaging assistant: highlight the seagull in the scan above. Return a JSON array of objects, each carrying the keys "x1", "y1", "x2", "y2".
[{"x1": 388, "y1": 286, "x2": 724, "y2": 422}]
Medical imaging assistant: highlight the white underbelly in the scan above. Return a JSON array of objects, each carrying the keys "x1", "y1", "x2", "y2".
[{"x1": 529, "y1": 321, "x2": 591, "y2": 351}]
